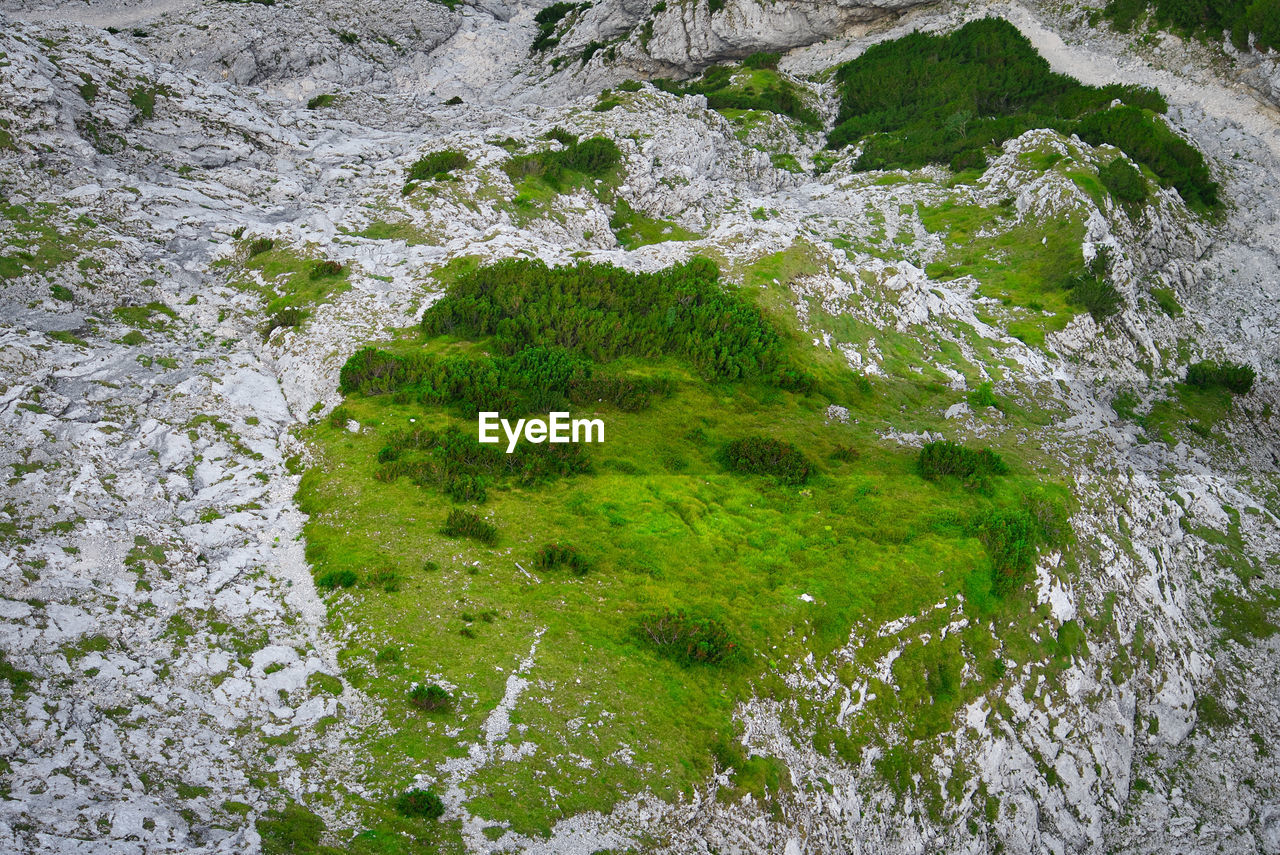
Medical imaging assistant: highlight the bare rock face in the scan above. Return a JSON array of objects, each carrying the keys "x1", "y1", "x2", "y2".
[{"x1": 561, "y1": 0, "x2": 936, "y2": 75}]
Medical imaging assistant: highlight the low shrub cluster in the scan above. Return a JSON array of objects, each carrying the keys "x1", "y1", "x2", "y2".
[
  {"x1": 408, "y1": 149, "x2": 468, "y2": 182},
  {"x1": 418, "y1": 257, "x2": 802, "y2": 386},
  {"x1": 654, "y1": 65, "x2": 820, "y2": 127},
  {"x1": 309, "y1": 259, "x2": 343, "y2": 279},
  {"x1": 502, "y1": 134, "x2": 622, "y2": 190},
  {"x1": 532, "y1": 1, "x2": 578, "y2": 51},
  {"x1": 245, "y1": 237, "x2": 274, "y2": 257},
  {"x1": 1105, "y1": 0, "x2": 1280, "y2": 54},
  {"x1": 262, "y1": 307, "x2": 306, "y2": 339},
  {"x1": 408, "y1": 682, "x2": 453, "y2": 711},
  {"x1": 636, "y1": 610, "x2": 741, "y2": 665},
  {"x1": 969, "y1": 490, "x2": 1067, "y2": 596},
  {"x1": 1185, "y1": 360, "x2": 1255, "y2": 394},
  {"x1": 394, "y1": 788, "x2": 445, "y2": 819},
  {"x1": 373, "y1": 425, "x2": 591, "y2": 501},
  {"x1": 1065, "y1": 249, "x2": 1123, "y2": 321},
  {"x1": 1098, "y1": 157, "x2": 1149, "y2": 204},
  {"x1": 441, "y1": 509, "x2": 497, "y2": 544},
  {"x1": 828, "y1": 18, "x2": 1218, "y2": 211},
  {"x1": 918, "y1": 440, "x2": 1009, "y2": 482},
  {"x1": 717, "y1": 436, "x2": 813, "y2": 485},
  {"x1": 533, "y1": 542, "x2": 594, "y2": 575},
  {"x1": 315, "y1": 568, "x2": 357, "y2": 589}
]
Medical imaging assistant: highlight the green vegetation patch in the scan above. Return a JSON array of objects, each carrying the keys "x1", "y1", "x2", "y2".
[
  {"x1": 233, "y1": 241, "x2": 351, "y2": 317},
  {"x1": 922, "y1": 205, "x2": 1106, "y2": 345},
  {"x1": 609, "y1": 198, "x2": 700, "y2": 250},
  {"x1": 0, "y1": 202, "x2": 92, "y2": 281},
  {"x1": 829, "y1": 18, "x2": 1217, "y2": 211},
  {"x1": 301, "y1": 256, "x2": 1072, "y2": 838},
  {"x1": 503, "y1": 133, "x2": 622, "y2": 193},
  {"x1": 1104, "y1": 0, "x2": 1280, "y2": 54},
  {"x1": 655, "y1": 65, "x2": 820, "y2": 127}
]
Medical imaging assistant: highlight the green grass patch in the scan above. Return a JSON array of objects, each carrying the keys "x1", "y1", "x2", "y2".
[
  {"x1": 300, "y1": 257, "x2": 1071, "y2": 837},
  {"x1": 609, "y1": 199, "x2": 699, "y2": 250},
  {"x1": 235, "y1": 243, "x2": 351, "y2": 315}
]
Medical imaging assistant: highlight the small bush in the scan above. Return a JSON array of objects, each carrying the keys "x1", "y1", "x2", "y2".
[
  {"x1": 408, "y1": 682, "x2": 453, "y2": 711},
  {"x1": 637, "y1": 609, "x2": 740, "y2": 665},
  {"x1": 743, "y1": 51, "x2": 780, "y2": 69},
  {"x1": 718, "y1": 436, "x2": 812, "y2": 485},
  {"x1": 368, "y1": 567, "x2": 401, "y2": 592},
  {"x1": 618, "y1": 79, "x2": 643, "y2": 92},
  {"x1": 262, "y1": 307, "x2": 307, "y2": 338},
  {"x1": 310, "y1": 259, "x2": 343, "y2": 279},
  {"x1": 533, "y1": 542, "x2": 594, "y2": 575},
  {"x1": 315, "y1": 569, "x2": 358, "y2": 589},
  {"x1": 445, "y1": 95, "x2": 463, "y2": 105},
  {"x1": 918, "y1": 440, "x2": 1008, "y2": 482},
  {"x1": 971, "y1": 508, "x2": 1039, "y2": 595},
  {"x1": 409, "y1": 150, "x2": 469, "y2": 182},
  {"x1": 306, "y1": 93, "x2": 335, "y2": 109},
  {"x1": 246, "y1": 237, "x2": 274, "y2": 257},
  {"x1": 442, "y1": 509, "x2": 497, "y2": 544},
  {"x1": 832, "y1": 444, "x2": 860, "y2": 462},
  {"x1": 1185, "y1": 360, "x2": 1255, "y2": 394},
  {"x1": 1099, "y1": 158, "x2": 1149, "y2": 204},
  {"x1": 1068, "y1": 273, "x2": 1124, "y2": 321},
  {"x1": 395, "y1": 787, "x2": 445, "y2": 819}
]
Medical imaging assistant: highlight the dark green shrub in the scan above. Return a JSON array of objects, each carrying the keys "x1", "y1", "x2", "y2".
[
  {"x1": 1076, "y1": 106, "x2": 1218, "y2": 211},
  {"x1": 315, "y1": 569, "x2": 358, "y2": 589},
  {"x1": 1099, "y1": 157, "x2": 1149, "y2": 203},
  {"x1": 832, "y1": 444, "x2": 859, "y2": 462},
  {"x1": 1105, "y1": 0, "x2": 1280, "y2": 54},
  {"x1": 503, "y1": 135, "x2": 621, "y2": 190},
  {"x1": 246, "y1": 237, "x2": 274, "y2": 256},
  {"x1": 263, "y1": 307, "x2": 307, "y2": 338},
  {"x1": 445, "y1": 95, "x2": 463, "y2": 105},
  {"x1": 368, "y1": 567, "x2": 401, "y2": 592},
  {"x1": 442, "y1": 509, "x2": 497, "y2": 544},
  {"x1": 918, "y1": 440, "x2": 1008, "y2": 481},
  {"x1": 408, "y1": 150, "x2": 468, "y2": 182},
  {"x1": 395, "y1": 788, "x2": 445, "y2": 819},
  {"x1": 306, "y1": 93, "x2": 335, "y2": 109},
  {"x1": 1185, "y1": 360, "x2": 1255, "y2": 394},
  {"x1": 717, "y1": 436, "x2": 813, "y2": 485},
  {"x1": 581, "y1": 40, "x2": 605, "y2": 64},
  {"x1": 533, "y1": 542, "x2": 594, "y2": 575},
  {"x1": 618, "y1": 79, "x2": 643, "y2": 92},
  {"x1": 971, "y1": 508, "x2": 1039, "y2": 595},
  {"x1": 743, "y1": 51, "x2": 780, "y2": 69},
  {"x1": 637, "y1": 610, "x2": 740, "y2": 665},
  {"x1": 827, "y1": 17, "x2": 1215, "y2": 211},
  {"x1": 532, "y1": 2, "x2": 576, "y2": 51},
  {"x1": 1067, "y1": 272, "x2": 1123, "y2": 321},
  {"x1": 418, "y1": 258, "x2": 794, "y2": 385},
  {"x1": 408, "y1": 683, "x2": 453, "y2": 711},
  {"x1": 328, "y1": 405, "x2": 351, "y2": 428}
]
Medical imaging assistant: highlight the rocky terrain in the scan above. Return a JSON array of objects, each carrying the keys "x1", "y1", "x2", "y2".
[{"x1": 1, "y1": 0, "x2": 1278, "y2": 853}]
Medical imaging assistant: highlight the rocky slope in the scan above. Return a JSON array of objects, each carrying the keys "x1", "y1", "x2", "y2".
[{"x1": 1, "y1": 1, "x2": 1278, "y2": 853}]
